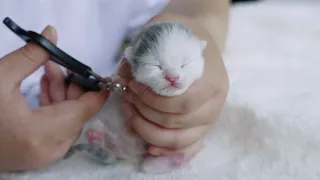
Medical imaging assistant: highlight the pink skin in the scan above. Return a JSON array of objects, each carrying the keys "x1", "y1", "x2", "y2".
[
  {"x1": 171, "y1": 154, "x2": 187, "y2": 167},
  {"x1": 85, "y1": 128, "x2": 189, "y2": 168},
  {"x1": 85, "y1": 128, "x2": 122, "y2": 156},
  {"x1": 85, "y1": 123, "x2": 191, "y2": 170},
  {"x1": 85, "y1": 129, "x2": 104, "y2": 146}
]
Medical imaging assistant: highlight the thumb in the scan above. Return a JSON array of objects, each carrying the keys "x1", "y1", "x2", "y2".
[
  {"x1": 70, "y1": 90, "x2": 110, "y2": 124},
  {"x1": 75, "y1": 78, "x2": 113, "y2": 121},
  {"x1": 0, "y1": 25, "x2": 57, "y2": 89}
]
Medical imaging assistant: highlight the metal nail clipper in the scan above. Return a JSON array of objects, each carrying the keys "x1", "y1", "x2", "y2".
[{"x1": 2, "y1": 17, "x2": 127, "y2": 92}]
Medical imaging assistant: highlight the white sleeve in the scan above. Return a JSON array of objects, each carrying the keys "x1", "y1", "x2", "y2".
[{"x1": 127, "y1": 0, "x2": 170, "y2": 32}]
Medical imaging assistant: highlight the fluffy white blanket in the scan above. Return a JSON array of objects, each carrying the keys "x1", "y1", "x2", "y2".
[{"x1": 1, "y1": 1, "x2": 320, "y2": 179}]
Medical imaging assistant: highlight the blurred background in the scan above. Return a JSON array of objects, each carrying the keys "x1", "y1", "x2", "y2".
[{"x1": 224, "y1": 0, "x2": 320, "y2": 115}]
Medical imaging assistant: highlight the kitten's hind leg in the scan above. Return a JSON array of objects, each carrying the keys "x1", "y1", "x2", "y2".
[{"x1": 85, "y1": 119, "x2": 105, "y2": 147}]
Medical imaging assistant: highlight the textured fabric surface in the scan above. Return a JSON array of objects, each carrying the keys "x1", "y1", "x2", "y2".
[{"x1": 1, "y1": 0, "x2": 320, "y2": 179}]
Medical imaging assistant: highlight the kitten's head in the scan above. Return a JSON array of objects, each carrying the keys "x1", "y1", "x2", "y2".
[{"x1": 124, "y1": 21, "x2": 207, "y2": 97}]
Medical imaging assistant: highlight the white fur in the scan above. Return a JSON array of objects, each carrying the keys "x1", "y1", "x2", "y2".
[
  {"x1": 125, "y1": 23, "x2": 207, "y2": 96},
  {"x1": 86, "y1": 22, "x2": 207, "y2": 173}
]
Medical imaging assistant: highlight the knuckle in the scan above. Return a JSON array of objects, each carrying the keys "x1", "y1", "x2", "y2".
[
  {"x1": 26, "y1": 137, "x2": 42, "y2": 155},
  {"x1": 20, "y1": 46, "x2": 36, "y2": 62},
  {"x1": 19, "y1": 45, "x2": 47, "y2": 66}
]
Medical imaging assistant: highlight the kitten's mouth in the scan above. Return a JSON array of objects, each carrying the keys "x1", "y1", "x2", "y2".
[{"x1": 163, "y1": 83, "x2": 181, "y2": 89}]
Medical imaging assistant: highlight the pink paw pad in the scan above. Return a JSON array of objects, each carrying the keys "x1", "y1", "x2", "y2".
[{"x1": 85, "y1": 129, "x2": 104, "y2": 145}]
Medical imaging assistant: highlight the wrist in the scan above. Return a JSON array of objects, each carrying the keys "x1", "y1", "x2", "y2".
[
  {"x1": 0, "y1": 132, "x2": 48, "y2": 172},
  {"x1": 0, "y1": 142, "x2": 30, "y2": 172}
]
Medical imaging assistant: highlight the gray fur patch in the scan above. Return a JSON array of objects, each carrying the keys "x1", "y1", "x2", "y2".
[
  {"x1": 128, "y1": 21, "x2": 193, "y2": 72},
  {"x1": 64, "y1": 144, "x2": 119, "y2": 165}
]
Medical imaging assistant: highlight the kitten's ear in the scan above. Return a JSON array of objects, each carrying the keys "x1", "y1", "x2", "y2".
[{"x1": 199, "y1": 40, "x2": 207, "y2": 51}]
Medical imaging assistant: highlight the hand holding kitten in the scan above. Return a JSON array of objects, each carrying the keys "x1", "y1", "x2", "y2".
[
  {"x1": 118, "y1": 20, "x2": 228, "y2": 159},
  {"x1": 38, "y1": 20, "x2": 228, "y2": 173}
]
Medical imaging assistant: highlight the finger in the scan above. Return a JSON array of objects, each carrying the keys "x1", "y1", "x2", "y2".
[
  {"x1": 126, "y1": 77, "x2": 212, "y2": 114},
  {"x1": 130, "y1": 110, "x2": 213, "y2": 149},
  {"x1": 49, "y1": 138, "x2": 76, "y2": 163},
  {"x1": 148, "y1": 138, "x2": 204, "y2": 157},
  {"x1": 0, "y1": 25, "x2": 58, "y2": 89},
  {"x1": 123, "y1": 102, "x2": 137, "y2": 136},
  {"x1": 66, "y1": 69, "x2": 73, "y2": 75},
  {"x1": 45, "y1": 61, "x2": 66, "y2": 103},
  {"x1": 124, "y1": 91, "x2": 224, "y2": 129},
  {"x1": 126, "y1": 46, "x2": 224, "y2": 114},
  {"x1": 39, "y1": 74, "x2": 52, "y2": 106},
  {"x1": 66, "y1": 82, "x2": 84, "y2": 100},
  {"x1": 74, "y1": 90, "x2": 110, "y2": 122},
  {"x1": 40, "y1": 90, "x2": 109, "y2": 140},
  {"x1": 65, "y1": 69, "x2": 85, "y2": 100}
]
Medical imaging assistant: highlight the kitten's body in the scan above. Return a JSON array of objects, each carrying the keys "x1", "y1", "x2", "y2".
[{"x1": 84, "y1": 21, "x2": 207, "y2": 173}]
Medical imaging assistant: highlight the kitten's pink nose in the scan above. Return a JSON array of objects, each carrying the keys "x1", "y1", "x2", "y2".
[{"x1": 165, "y1": 75, "x2": 179, "y2": 84}]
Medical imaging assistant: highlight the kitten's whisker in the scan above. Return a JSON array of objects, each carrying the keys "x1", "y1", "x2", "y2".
[{"x1": 138, "y1": 85, "x2": 149, "y2": 94}]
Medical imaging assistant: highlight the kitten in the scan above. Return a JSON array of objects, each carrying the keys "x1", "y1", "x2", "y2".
[{"x1": 68, "y1": 21, "x2": 207, "y2": 174}]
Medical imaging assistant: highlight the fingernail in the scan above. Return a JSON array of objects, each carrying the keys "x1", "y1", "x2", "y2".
[
  {"x1": 41, "y1": 25, "x2": 57, "y2": 40},
  {"x1": 123, "y1": 103, "x2": 133, "y2": 120},
  {"x1": 43, "y1": 25, "x2": 56, "y2": 37},
  {"x1": 48, "y1": 25, "x2": 57, "y2": 38}
]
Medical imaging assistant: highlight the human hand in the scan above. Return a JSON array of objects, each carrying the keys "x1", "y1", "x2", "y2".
[
  {"x1": 118, "y1": 29, "x2": 229, "y2": 160},
  {"x1": 39, "y1": 61, "x2": 88, "y2": 106},
  {"x1": 0, "y1": 26, "x2": 108, "y2": 172}
]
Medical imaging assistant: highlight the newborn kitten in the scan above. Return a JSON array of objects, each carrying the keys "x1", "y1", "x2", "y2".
[{"x1": 84, "y1": 21, "x2": 207, "y2": 173}]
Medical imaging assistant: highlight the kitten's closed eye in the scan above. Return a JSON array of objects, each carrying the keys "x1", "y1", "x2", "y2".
[{"x1": 144, "y1": 64, "x2": 162, "y2": 70}]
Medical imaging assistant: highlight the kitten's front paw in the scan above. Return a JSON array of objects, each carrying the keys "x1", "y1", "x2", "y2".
[
  {"x1": 141, "y1": 154, "x2": 188, "y2": 174},
  {"x1": 86, "y1": 130, "x2": 104, "y2": 146},
  {"x1": 85, "y1": 120, "x2": 105, "y2": 147}
]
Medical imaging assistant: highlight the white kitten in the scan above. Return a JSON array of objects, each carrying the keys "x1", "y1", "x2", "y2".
[{"x1": 85, "y1": 21, "x2": 207, "y2": 173}]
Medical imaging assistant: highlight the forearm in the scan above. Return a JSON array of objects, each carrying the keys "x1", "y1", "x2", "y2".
[{"x1": 158, "y1": 0, "x2": 229, "y2": 51}]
